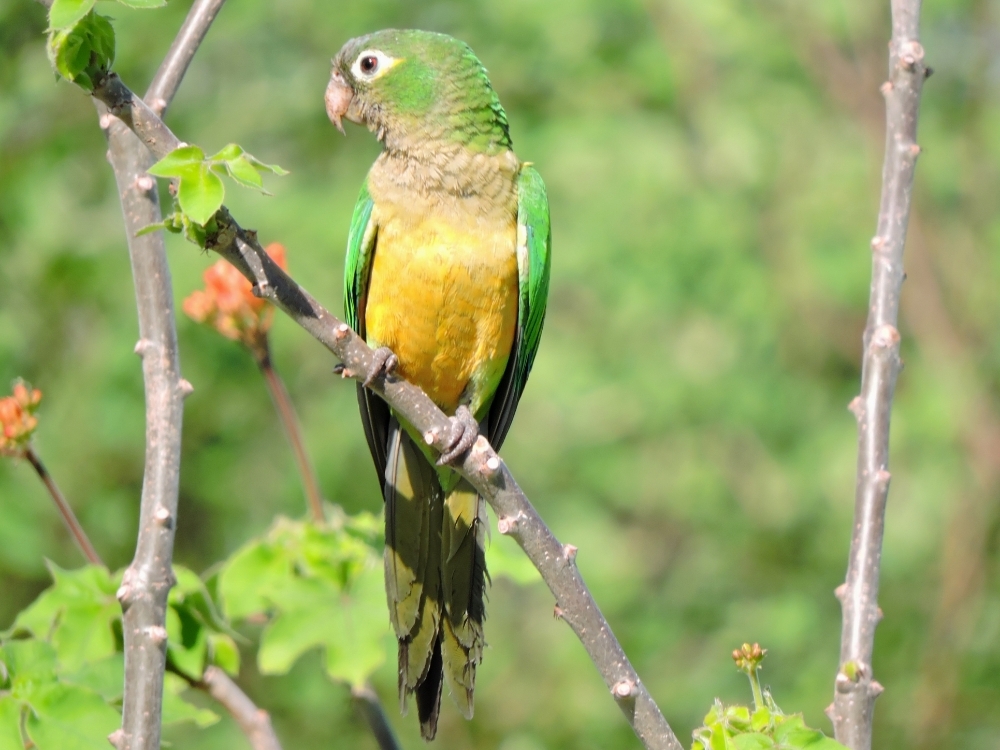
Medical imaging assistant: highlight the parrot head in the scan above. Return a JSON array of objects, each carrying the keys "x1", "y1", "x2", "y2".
[{"x1": 326, "y1": 29, "x2": 511, "y2": 153}]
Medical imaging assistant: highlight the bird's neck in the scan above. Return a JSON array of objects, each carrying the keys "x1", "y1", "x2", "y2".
[{"x1": 368, "y1": 140, "x2": 520, "y2": 221}]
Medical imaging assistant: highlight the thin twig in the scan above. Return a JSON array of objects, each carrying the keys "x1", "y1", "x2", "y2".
[
  {"x1": 828, "y1": 2, "x2": 927, "y2": 749},
  {"x1": 143, "y1": 0, "x2": 228, "y2": 117},
  {"x1": 87, "y1": 1, "x2": 229, "y2": 748},
  {"x1": 79, "y1": 73, "x2": 680, "y2": 750},
  {"x1": 252, "y1": 340, "x2": 325, "y2": 522},
  {"x1": 23, "y1": 446, "x2": 103, "y2": 566},
  {"x1": 350, "y1": 684, "x2": 402, "y2": 750},
  {"x1": 198, "y1": 667, "x2": 283, "y2": 750}
]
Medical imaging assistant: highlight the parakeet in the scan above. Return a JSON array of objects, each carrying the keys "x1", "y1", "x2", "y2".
[{"x1": 326, "y1": 29, "x2": 551, "y2": 740}]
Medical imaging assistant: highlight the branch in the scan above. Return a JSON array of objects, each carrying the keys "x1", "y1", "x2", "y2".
[
  {"x1": 92, "y1": 2, "x2": 228, "y2": 749},
  {"x1": 198, "y1": 667, "x2": 283, "y2": 750},
  {"x1": 350, "y1": 684, "x2": 402, "y2": 750},
  {"x1": 144, "y1": 0, "x2": 228, "y2": 117},
  {"x1": 253, "y1": 341, "x2": 325, "y2": 522},
  {"x1": 829, "y1": 3, "x2": 927, "y2": 748},
  {"x1": 23, "y1": 446, "x2": 103, "y2": 566},
  {"x1": 83, "y1": 66, "x2": 682, "y2": 750}
]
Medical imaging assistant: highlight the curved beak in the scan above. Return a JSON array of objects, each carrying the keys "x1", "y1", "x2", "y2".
[{"x1": 325, "y1": 70, "x2": 353, "y2": 135}]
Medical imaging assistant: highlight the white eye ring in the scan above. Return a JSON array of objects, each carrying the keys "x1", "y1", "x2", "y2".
[{"x1": 352, "y1": 49, "x2": 396, "y2": 79}]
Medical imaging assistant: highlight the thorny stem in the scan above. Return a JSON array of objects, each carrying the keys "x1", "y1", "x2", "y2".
[
  {"x1": 197, "y1": 667, "x2": 283, "y2": 750},
  {"x1": 351, "y1": 684, "x2": 403, "y2": 750},
  {"x1": 75, "y1": 65, "x2": 682, "y2": 750},
  {"x1": 23, "y1": 446, "x2": 103, "y2": 567},
  {"x1": 250, "y1": 336, "x2": 325, "y2": 523},
  {"x1": 829, "y1": 2, "x2": 927, "y2": 749}
]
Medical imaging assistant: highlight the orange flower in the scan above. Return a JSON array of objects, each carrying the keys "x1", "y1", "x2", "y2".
[
  {"x1": 183, "y1": 243, "x2": 287, "y2": 349},
  {"x1": 0, "y1": 379, "x2": 42, "y2": 456}
]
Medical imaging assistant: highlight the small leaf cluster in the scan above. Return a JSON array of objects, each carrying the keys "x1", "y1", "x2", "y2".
[
  {"x1": 166, "y1": 567, "x2": 241, "y2": 682},
  {"x1": 218, "y1": 513, "x2": 389, "y2": 688},
  {"x1": 45, "y1": 0, "x2": 162, "y2": 90},
  {"x1": 691, "y1": 644, "x2": 847, "y2": 750},
  {"x1": 146, "y1": 144, "x2": 288, "y2": 231},
  {"x1": 692, "y1": 701, "x2": 845, "y2": 750},
  {"x1": 0, "y1": 563, "x2": 232, "y2": 748}
]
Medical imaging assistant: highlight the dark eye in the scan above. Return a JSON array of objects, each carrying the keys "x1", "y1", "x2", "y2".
[{"x1": 360, "y1": 55, "x2": 378, "y2": 74}]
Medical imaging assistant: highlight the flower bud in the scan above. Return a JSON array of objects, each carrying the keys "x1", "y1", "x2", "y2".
[{"x1": 0, "y1": 379, "x2": 42, "y2": 456}]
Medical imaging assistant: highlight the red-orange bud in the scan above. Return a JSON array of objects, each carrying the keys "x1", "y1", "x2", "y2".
[
  {"x1": 182, "y1": 243, "x2": 288, "y2": 348},
  {"x1": 0, "y1": 379, "x2": 42, "y2": 456}
]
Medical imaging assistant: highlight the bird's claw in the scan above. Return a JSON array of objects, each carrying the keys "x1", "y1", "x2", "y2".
[
  {"x1": 363, "y1": 347, "x2": 399, "y2": 388},
  {"x1": 437, "y1": 405, "x2": 479, "y2": 466}
]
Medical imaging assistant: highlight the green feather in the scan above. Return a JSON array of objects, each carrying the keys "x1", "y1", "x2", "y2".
[{"x1": 486, "y1": 163, "x2": 552, "y2": 449}]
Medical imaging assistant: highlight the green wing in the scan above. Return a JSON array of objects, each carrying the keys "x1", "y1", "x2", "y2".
[
  {"x1": 343, "y1": 180, "x2": 377, "y2": 336},
  {"x1": 343, "y1": 180, "x2": 391, "y2": 481},
  {"x1": 487, "y1": 164, "x2": 552, "y2": 449}
]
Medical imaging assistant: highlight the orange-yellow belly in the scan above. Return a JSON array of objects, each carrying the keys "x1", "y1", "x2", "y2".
[{"x1": 365, "y1": 212, "x2": 518, "y2": 418}]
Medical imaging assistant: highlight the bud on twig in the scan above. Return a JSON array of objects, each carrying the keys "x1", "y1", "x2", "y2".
[
  {"x1": 183, "y1": 243, "x2": 288, "y2": 354},
  {"x1": 0, "y1": 379, "x2": 42, "y2": 456}
]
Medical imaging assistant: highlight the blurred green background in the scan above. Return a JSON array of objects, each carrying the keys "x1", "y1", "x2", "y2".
[{"x1": 2, "y1": 0, "x2": 1000, "y2": 747}]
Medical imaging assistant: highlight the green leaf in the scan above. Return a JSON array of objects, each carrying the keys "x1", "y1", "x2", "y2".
[
  {"x1": 176, "y1": 164, "x2": 224, "y2": 226},
  {"x1": 0, "y1": 696, "x2": 23, "y2": 750},
  {"x1": 136, "y1": 220, "x2": 170, "y2": 237},
  {"x1": 207, "y1": 634, "x2": 240, "y2": 676},
  {"x1": 218, "y1": 540, "x2": 283, "y2": 620},
  {"x1": 48, "y1": 0, "x2": 96, "y2": 31},
  {"x1": 46, "y1": 12, "x2": 115, "y2": 89},
  {"x1": 24, "y1": 683, "x2": 120, "y2": 750},
  {"x1": 166, "y1": 605, "x2": 206, "y2": 680},
  {"x1": 751, "y1": 706, "x2": 773, "y2": 733},
  {"x1": 772, "y1": 715, "x2": 846, "y2": 750},
  {"x1": 115, "y1": 0, "x2": 167, "y2": 7},
  {"x1": 62, "y1": 655, "x2": 123, "y2": 702},
  {"x1": 208, "y1": 144, "x2": 244, "y2": 162},
  {"x1": 708, "y1": 721, "x2": 734, "y2": 750},
  {"x1": 161, "y1": 673, "x2": 218, "y2": 728},
  {"x1": 12, "y1": 564, "x2": 120, "y2": 673},
  {"x1": 224, "y1": 156, "x2": 264, "y2": 190},
  {"x1": 147, "y1": 146, "x2": 207, "y2": 178},
  {"x1": 733, "y1": 734, "x2": 775, "y2": 750},
  {"x1": 245, "y1": 154, "x2": 289, "y2": 176},
  {"x1": 87, "y1": 14, "x2": 115, "y2": 72},
  {"x1": 0, "y1": 640, "x2": 58, "y2": 693},
  {"x1": 48, "y1": 24, "x2": 88, "y2": 81},
  {"x1": 221, "y1": 516, "x2": 388, "y2": 687},
  {"x1": 258, "y1": 564, "x2": 387, "y2": 686}
]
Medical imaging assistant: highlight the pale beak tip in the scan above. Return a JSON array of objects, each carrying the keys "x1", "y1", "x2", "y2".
[{"x1": 325, "y1": 71, "x2": 353, "y2": 136}]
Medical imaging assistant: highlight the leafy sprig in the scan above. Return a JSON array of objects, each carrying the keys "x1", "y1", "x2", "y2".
[
  {"x1": 690, "y1": 644, "x2": 847, "y2": 750},
  {"x1": 141, "y1": 144, "x2": 288, "y2": 242},
  {"x1": 218, "y1": 513, "x2": 389, "y2": 688},
  {"x1": 45, "y1": 0, "x2": 165, "y2": 92}
]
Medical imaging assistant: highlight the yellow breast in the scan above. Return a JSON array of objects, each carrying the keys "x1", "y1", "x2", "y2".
[{"x1": 364, "y1": 206, "x2": 519, "y2": 418}]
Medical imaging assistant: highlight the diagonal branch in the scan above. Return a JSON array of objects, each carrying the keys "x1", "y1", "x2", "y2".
[
  {"x1": 198, "y1": 667, "x2": 283, "y2": 750},
  {"x1": 828, "y1": 2, "x2": 927, "y2": 748},
  {"x1": 23, "y1": 446, "x2": 104, "y2": 566},
  {"x1": 250, "y1": 339, "x2": 325, "y2": 522},
  {"x1": 80, "y1": 66, "x2": 681, "y2": 750},
  {"x1": 350, "y1": 684, "x2": 402, "y2": 750}
]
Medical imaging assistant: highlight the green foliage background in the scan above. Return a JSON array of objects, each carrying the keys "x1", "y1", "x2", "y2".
[{"x1": 2, "y1": 0, "x2": 1000, "y2": 748}]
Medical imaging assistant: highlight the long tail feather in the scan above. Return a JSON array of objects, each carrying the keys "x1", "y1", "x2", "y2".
[
  {"x1": 384, "y1": 420, "x2": 444, "y2": 731},
  {"x1": 440, "y1": 480, "x2": 488, "y2": 719}
]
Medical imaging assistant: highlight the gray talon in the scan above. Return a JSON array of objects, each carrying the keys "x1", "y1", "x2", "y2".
[
  {"x1": 363, "y1": 347, "x2": 398, "y2": 388},
  {"x1": 437, "y1": 405, "x2": 479, "y2": 465}
]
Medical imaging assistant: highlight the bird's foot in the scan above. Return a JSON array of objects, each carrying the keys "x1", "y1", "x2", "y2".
[
  {"x1": 362, "y1": 346, "x2": 399, "y2": 388},
  {"x1": 437, "y1": 405, "x2": 479, "y2": 466}
]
